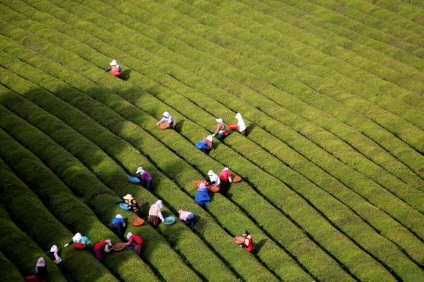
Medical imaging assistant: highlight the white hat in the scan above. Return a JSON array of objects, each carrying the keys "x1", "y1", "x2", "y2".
[
  {"x1": 126, "y1": 232, "x2": 133, "y2": 240},
  {"x1": 123, "y1": 194, "x2": 133, "y2": 200},
  {"x1": 110, "y1": 59, "x2": 118, "y2": 66},
  {"x1": 215, "y1": 118, "x2": 223, "y2": 123},
  {"x1": 105, "y1": 239, "x2": 112, "y2": 246},
  {"x1": 73, "y1": 233, "x2": 82, "y2": 242},
  {"x1": 206, "y1": 135, "x2": 213, "y2": 142},
  {"x1": 36, "y1": 257, "x2": 45, "y2": 267},
  {"x1": 136, "y1": 167, "x2": 144, "y2": 174},
  {"x1": 223, "y1": 167, "x2": 229, "y2": 171},
  {"x1": 50, "y1": 245, "x2": 58, "y2": 253},
  {"x1": 155, "y1": 200, "x2": 163, "y2": 209},
  {"x1": 162, "y1": 112, "x2": 170, "y2": 118},
  {"x1": 116, "y1": 214, "x2": 123, "y2": 219},
  {"x1": 208, "y1": 170, "x2": 214, "y2": 176},
  {"x1": 235, "y1": 113, "x2": 242, "y2": 119}
]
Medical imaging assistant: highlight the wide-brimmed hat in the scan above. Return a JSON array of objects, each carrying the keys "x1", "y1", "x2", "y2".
[
  {"x1": 162, "y1": 111, "x2": 170, "y2": 118},
  {"x1": 126, "y1": 232, "x2": 133, "y2": 240},
  {"x1": 136, "y1": 167, "x2": 144, "y2": 174},
  {"x1": 116, "y1": 214, "x2": 123, "y2": 219},
  {"x1": 110, "y1": 59, "x2": 118, "y2": 66},
  {"x1": 206, "y1": 135, "x2": 213, "y2": 142},
  {"x1": 123, "y1": 194, "x2": 133, "y2": 200},
  {"x1": 215, "y1": 118, "x2": 223, "y2": 123},
  {"x1": 208, "y1": 170, "x2": 214, "y2": 176}
]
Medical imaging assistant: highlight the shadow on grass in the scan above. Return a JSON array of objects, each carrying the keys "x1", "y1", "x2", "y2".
[
  {"x1": 175, "y1": 120, "x2": 184, "y2": 133},
  {"x1": 245, "y1": 123, "x2": 255, "y2": 137},
  {"x1": 120, "y1": 69, "x2": 131, "y2": 81},
  {"x1": 252, "y1": 238, "x2": 266, "y2": 254}
]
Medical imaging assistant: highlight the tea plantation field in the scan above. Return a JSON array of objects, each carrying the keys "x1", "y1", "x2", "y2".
[{"x1": 1, "y1": 0, "x2": 423, "y2": 281}]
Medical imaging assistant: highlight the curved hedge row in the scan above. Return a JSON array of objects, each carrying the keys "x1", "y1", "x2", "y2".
[
  {"x1": 1, "y1": 0, "x2": 423, "y2": 281},
  {"x1": 0, "y1": 59, "x2": 301, "y2": 281},
  {"x1": 0, "y1": 157, "x2": 120, "y2": 282},
  {"x1": 1, "y1": 15, "x2": 422, "y2": 280}
]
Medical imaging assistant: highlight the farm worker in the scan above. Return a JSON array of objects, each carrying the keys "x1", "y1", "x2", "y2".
[
  {"x1": 219, "y1": 167, "x2": 232, "y2": 195},
  {"x1": 122, "y1": 194, "x2": 133, "y2": 204},
  {"x1": 105, "y1": 59, "x2": 122, "y2": 77},
  {"x1": 195, "y1": 183, "x2": 210, "y2": 207},
  {"x1": 125, "y1": 232, "x2": 143, "y2": 255},
  {"x1": 93, "y1": 240, "x2": 112, "y2": 261},
  {"x1": 196, "y1": 135, "x2": 213, "y2": 155},
  {"x1": 240, "y1": 230, "x2": 254, "y2": 252},
  {"x1": 116, "y1": 194, "x2": 143, "y2": 217},
  {"x1": 31, "y1": 257, "x2": 48, "y2": 282},
  {"x1": 148, "y1": 200, "x2": 165, "y2": 229},
  {"x1": 64, "y1": 232, "x2": 82, "y2": 247},
  {"x1": 136, "y1": 167, "x2": 153, "y2": 190},
  {"x1": 157, "y1": 111, "x2": 177, "y2": 130},
  {"x1": 130, "y1": 198, "x2": 143, "y2": 218},
  {"x1": 178, "y1": 210, "x2": 196, "y2": 228},
  {"x1": 111, "y1": 214, "x2": 126, "y2": 237},
  {"x1": 212, "y1": 118, "x2": 228, "y2": 142},
  {"x1": 207, "y1": 170, "x2": 220, "y2": 188},
  {"x1": 235, "y1": 113, "x2": 246, "y2": 136},
  {"x1": 46, "y1": 245, "x2": 61, "y2": 264},
  {"x1": 64, "y1": 233, "x2": 93, "y2": 249}
]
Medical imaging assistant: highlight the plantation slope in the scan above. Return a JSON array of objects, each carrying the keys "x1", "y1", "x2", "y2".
[
  {"x1": 0, "y1": 208, "x2": 66, "y2": 282},
  {"x1": 0, "y1": 10, "x2": 420, "y2": 280},
  {"x1": 0, "y1": 250, "x2": 25, "y2": 282},
  {"x1": 0, "y1": 158, "x2": 120, "y2": 282},
  {"x1": 281, "y1": 0, "x2": 424, "y2": 53},
  {"x1": 346, "y1": 0, "x2": 424, "y2": 26},
  {"x1": 30, "y1": 0, "x2": 421, "y2": 187},
  {"x1": 0, "y1": 57, "x2": 284, "y2": 282},
  {"x1": 2, "y1": 0, "x2": 420, "y2": 221},
  {"x1": 89, "y1": 0, "x2": 424, "y2": 189},
  {"x1": 0, "y1": 72, "x2": 302, "y2": 280},
  {"x1": 0, "y1": 54, "x2": 410, "y2": 280},
  {"x1": 2, "y1": 0, "x2": 421, "y2": 196},
  {"x1": 160, "y1": 0, "x2": 424, "y2": 116},
  {"x1": 0, "y1": 17, "x2": 326, "y2": 280},
  {"x1": 108, "y1": 0, "x2": 424, "y2": 138},
  {"x1": 0, "y1": 103, "x2": 210, "y2": 281},
  {"x1": 0, "y1": 86, "x2": 241, "y2": 282},
  {"x1": 1, "y1": 0, "x2": 424, "y2": 281},
  {"x1": 0, "y1": 120, "x2": 162, "y2": 281},
  {"x1": 0, "y1": 48, "x2": 388, "y2": 280}
]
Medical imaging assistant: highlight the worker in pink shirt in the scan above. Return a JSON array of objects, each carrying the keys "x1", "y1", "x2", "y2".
[{"x1": 136, "y1": 167, "x2": 153, "y2": 190}]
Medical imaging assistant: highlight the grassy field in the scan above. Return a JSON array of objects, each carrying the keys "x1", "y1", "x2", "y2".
[{"x1": 0, "y1": 0, "x2": 423, "y2": 281}]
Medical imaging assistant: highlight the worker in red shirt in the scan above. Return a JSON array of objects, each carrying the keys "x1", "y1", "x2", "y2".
[
  {"x1": 93, "y1": 240, "x2": 112, "y2": 261},
  {"x1": 219, "y1": 167, "x2": 232, "y2": 195},
  {"x1": 125, "y1": 232, "x2": 143, "y2": 255},
  {"x1": 240, "y1": 230, "x2": 254, "y2": 252}
]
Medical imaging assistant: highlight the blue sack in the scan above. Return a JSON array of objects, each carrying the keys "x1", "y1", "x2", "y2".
[{"x1": 196, "y1": 141, "x2": 207, "y2": 150}]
